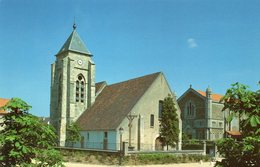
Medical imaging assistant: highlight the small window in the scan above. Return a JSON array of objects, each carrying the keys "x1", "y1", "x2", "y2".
[
  {"x1": 104, "y1": 132, "x2": 108, "y2": 138},
  {"x1": 199, "y1": 121, "x2": 203, "y2": 126},
  {"x1": 212, "y1": 121, "x2": 216, "y2": 127},
  {"x1": 158, "y1": 100, "x2": 163, "y2": 119},
  {"x1": 219, "y1": 122, "x2": 223, "y2": 127},
  {"x1": 150, "y1": 114, "x2": 154, "y2": 127}
]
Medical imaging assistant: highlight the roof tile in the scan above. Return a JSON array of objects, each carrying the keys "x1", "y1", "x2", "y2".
[
  {"x1": 197, "y1": 90, "x2": 223, "y2": 102},
  {"x1": 76, "y1": 72, "x2": 161, "y2": 131},
  {"x1": 0, "y1": 98, "x2": 9, "y2": 114}
]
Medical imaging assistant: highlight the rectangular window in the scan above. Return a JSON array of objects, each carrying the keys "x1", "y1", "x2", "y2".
[
  {"x1": 80, "y1": 136, "x2": 84, "y2": 148},
  {"x1": 104, "y1": 132, "x2": 108, "y2": 138},
  {"x1": 150, "y1": 114, "x2": 154, "y2": 127},
  {"x1": 158, "y1": 100, "x2": 163, "y2": 119},
  {"x1": 219, "y1": 122, "x2": 223, "y2": 127},
  {"x1": 200, "y1": 121, "x2": 203, "y2": 126}
]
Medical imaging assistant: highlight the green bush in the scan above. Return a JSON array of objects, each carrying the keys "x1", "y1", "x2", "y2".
[{"x1": 61, "y1": 149, "x2": 211, "y2": 165}]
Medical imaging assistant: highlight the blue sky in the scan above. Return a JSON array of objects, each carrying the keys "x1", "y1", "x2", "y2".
[{"x1": 0, "y1": 0, "x2": 259, "y2": 117}]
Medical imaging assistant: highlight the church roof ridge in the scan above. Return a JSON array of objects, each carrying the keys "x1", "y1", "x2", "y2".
[
  {"x1": 109, "y1": 72, "x2": 162, "y2": 87},
  {"x1": 57, "y1": 29, "x2": 92, "y2": 56}
]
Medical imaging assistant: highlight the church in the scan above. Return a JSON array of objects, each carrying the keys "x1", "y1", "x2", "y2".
[
  {"x1": 50, "y1": 25, "x2": 182, "y2": 151},
  {"x1": 178, "y1": 86, "x2": 239, "y2": 140}
]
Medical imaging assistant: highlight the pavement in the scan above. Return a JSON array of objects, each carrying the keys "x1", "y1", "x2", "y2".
[{"x1": 65, "y1": 161, "x2": 216, "y2": 167}]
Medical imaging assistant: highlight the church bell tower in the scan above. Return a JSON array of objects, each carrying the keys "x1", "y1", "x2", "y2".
[{"x1": 50, "y1": 24, "x2": 95, "y2": 146}]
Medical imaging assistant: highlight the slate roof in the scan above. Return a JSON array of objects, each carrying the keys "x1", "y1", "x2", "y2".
[
  {"x1": 196, "y1": 90, "x2": 223, "y2": 102},
  {"x1": 76, "y1": 72, "x2": 161, "y2": 131},
  {"x1": 0, "y1": 98, "x2": 9, "y2": 115},
  {"x1": 57, "y1": 29, "x2": 92, "y2": 56}
]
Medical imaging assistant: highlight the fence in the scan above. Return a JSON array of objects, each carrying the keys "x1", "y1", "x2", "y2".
[
  {"x1": 67, "y1": 141, "x2": 120, "y2": 151},
  {"x1": 63, "y1": 140, "x2": 218, "y2": 157},
  {"x1": 182, "y1": 140, "x2": 216, "y2": 156}
]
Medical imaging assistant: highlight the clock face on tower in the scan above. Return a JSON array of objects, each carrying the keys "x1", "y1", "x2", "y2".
[{"x1": 77, "y1": 59, "x2": 83, "y2": 65}]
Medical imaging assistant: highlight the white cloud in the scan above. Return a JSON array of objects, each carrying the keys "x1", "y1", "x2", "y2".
[{"x1": 187, "y1": 38, "x2": 198, "y2": 48}]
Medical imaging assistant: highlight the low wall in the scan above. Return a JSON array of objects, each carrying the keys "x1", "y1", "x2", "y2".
[
  {"x1": 55, "y1": 146, "x2": 119, "y2": 155},
  {"x1": 129, "y1": 150, "x2": 205, "y2": 155}
]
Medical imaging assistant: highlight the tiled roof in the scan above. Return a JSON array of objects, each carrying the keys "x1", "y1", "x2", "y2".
[
  {"x1": 0, "y1": 98, "x2": 9, "y2": 114},
  {"x1": 196, "y1": 90, "x2": 223, "y2": 102},
  {"x1": 76, "y1": 72, "x2": 161, "y2": 131},
  {"x1": 226, "y1": 130, "x2": 241, "y2": 136},
  {"x1": 57, "y1": 30, "x2": 91, "y2": 55}
]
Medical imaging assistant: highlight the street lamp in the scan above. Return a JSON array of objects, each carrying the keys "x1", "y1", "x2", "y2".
[
  {"x1": 119, "y1": 127, "x2": 124, "y2": 165},
  {"x1": 119, "y1": 127, "x2": 124, "y2": 151}
]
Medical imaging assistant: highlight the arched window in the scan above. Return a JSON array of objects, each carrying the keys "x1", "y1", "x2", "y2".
[
  {"x1": 186, "y1": 101, "x2": 195, "y2": 117},
  {"x1": 76, "y1": 74, "x2": 85, "y2": 103}
]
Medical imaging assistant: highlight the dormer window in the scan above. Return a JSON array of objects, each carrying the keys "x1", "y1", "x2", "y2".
[{"x1": 76, "y1": 74, "x2": 85, "y2": 103}]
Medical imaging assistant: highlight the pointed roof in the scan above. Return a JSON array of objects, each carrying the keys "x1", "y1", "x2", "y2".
[
  {"x1": 177, "y1": 88, "x2": 205, "y2": 102},
  {"x1": 57, "y1": 28, "x2": 92, "y2": 56},
  {"x1": 76, "y1": 72, "x2": 161, "y2": 131},
  {"x1": 178, "y1": 87, "x2": 223, "y2": 103}
]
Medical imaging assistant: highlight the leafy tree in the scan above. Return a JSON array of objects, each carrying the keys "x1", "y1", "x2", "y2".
[
  {"x1": 159, "y1": 94, "x2": 180, "y2": 150},
  {"x1": 66, "y1": 122, "x2": 81, "y2": 147},
  {"x1": 182, "y1": 132, "x2": 191, "y2": 141},
  {"x1": 0, "y1": 98, "x2": 64, "y2": 166},
  {"x1": 216, "y1": 82, "x2": 260, "y2": 167}
]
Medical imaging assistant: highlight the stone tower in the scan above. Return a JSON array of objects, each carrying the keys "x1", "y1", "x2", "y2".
[{"x1": 50, "y1": 24, "x2": 95, "y2": 146}]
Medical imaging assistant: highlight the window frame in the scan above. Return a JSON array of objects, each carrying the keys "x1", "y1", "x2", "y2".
[
  {"x1": 158, "y1": 100, "x2": 163, "y2": 119},
  {"x1": 75, "y1": 74, "x2": 85, "y2": 103},
  {"x1": 150, "y1": 114, "x2": 155, "y2": 128}
]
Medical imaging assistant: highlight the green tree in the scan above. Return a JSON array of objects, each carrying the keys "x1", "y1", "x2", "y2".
[
  {"x1": 66, "y1": 122, "x2": 81, "y2": 147},
  {"x1": 0, "y1": 98, "x2": 64, "y2": 166},
  {"x1": 159, "y1": 94, "x2": 180, "y2": 150},
  {"x1": 216, "y1": 82, "x2": 260, "y2": 167}
]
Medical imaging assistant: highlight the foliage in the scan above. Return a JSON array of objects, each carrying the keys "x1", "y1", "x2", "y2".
[
  {"x1": 182, "y1": 139, "x2": 203, "y2": 150},
  {"x1": 182, "y1": 132, "x2": 191, "y2": 141},
  {"x1": 0, "y1": 98, "x2": 64, "y2": 166},
  {"x1": 159, "y1": 94, "x2": 180, "y2": 149},
  {"x1": 221, "y1": 82, "x2": 260, "y2": 136},
  {"x1": 61, "y1": 149, "x2": 211, "y2": 165},
  {"x1": 216, "y1": 136, "x2": 260, "y2": 166},
  {"x1": 66, "y1": 122, "x2": 81, "y2": 146},
  {"x1": 125, "y1": 153, "x2": 210, "y2": 165},
  {"x1": 216, "y1": 82, "x2": 260, "y2": 167}
]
